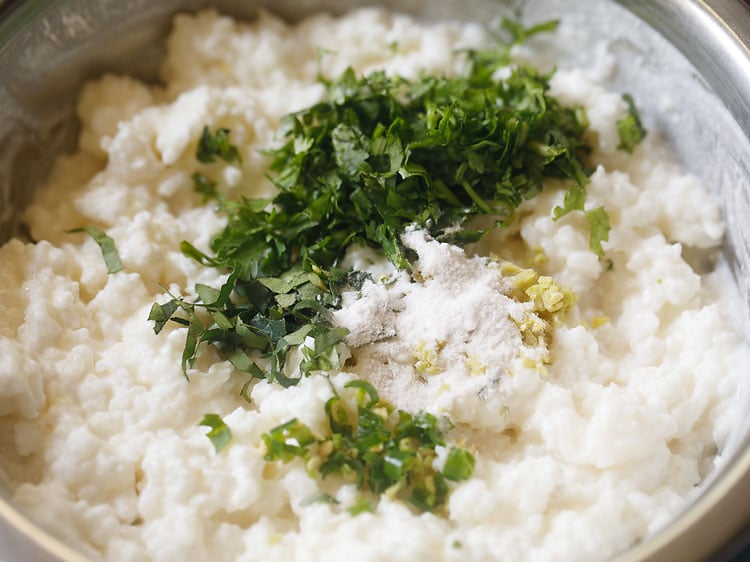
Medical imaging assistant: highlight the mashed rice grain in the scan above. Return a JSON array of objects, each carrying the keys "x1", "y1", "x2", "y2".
[{"x1": 0, "y1": 8, "x2": 746, "y2": 562}]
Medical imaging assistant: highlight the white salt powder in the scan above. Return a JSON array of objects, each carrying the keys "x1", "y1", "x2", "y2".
[{"x1": 335, "y1": 228, "x2": 552, "y2": 429}]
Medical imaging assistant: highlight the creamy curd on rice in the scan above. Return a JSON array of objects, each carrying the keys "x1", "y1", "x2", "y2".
[{"x1": 0, "y1": 7, "x2": 746, "y2": 562}]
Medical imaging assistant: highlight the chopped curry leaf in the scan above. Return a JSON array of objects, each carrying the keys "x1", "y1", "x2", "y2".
[
  {"x1": 69, "y1": 227, "x2": 123, "y2": 274},
  {"x1": 199, "y1": 413, "x2": 232, "y2": 453}
]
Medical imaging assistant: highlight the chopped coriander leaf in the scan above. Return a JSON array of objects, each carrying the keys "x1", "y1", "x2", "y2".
[
  {"x1": 300, "y1": 492, "x2": 340, "y2": 507},
  {"x1": 617, "y1": 93, "x2": 647, "y2": 153},
  {"x1": 261, "y1": 383, "x2": 474, "y2": 514},
  {"x1": 553, "y1": 182, "x2": 587, "y2": 220},
  {"x1": 554, "y1": 194, "x2": 611, "y2": 261},
  {"x1": 199, "y1": 413, "x2": 232, "y2": 453},
  {"x1": 500, "y1": 18, "x2": 559, "y2": 45},
  {"x1": 585, "y1": 206, "x2": 611, "y2": 258},
  {"x1": 68, "y1": 227, "x2": 123, "y2": 274},
  {"x1": 252, "y1": 60, "x2": 590, "y2": 273},
  {"x1": 197, "y1": 126, "x2": 242, "y2": 164},
  {"x1": 192, "y1": 172, "x2": 222, "y2": 204}
]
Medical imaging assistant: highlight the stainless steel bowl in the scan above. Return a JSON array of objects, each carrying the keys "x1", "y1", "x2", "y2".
[{"x1": 0, "y1": 1, "x2": 749, "y2": 560}]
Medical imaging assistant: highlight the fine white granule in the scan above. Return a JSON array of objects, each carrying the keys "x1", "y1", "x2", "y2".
[{"x1": 334, "y1": 229, "x2": 548, "y2": 429}]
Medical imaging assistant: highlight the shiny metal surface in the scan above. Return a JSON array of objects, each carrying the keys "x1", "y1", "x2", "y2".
[
  {"x1": 0, "y1": 1, "x2": 749, "y2": 561},
  {"x1": 609, "y1": 2, "x2": 750, "y2": 560}
]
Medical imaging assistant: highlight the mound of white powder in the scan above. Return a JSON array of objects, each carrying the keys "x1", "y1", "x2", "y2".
[
  {"x1": 0, "y1": 8, "x2": 746, "y2": 562},
  {"x1": 333, "y1": 228, "x2": 554, "y2": 431}
]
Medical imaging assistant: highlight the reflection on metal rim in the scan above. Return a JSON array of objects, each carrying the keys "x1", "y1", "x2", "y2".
[{"x1": 608, "y1": 4, "x2": 750, "y2": 561}]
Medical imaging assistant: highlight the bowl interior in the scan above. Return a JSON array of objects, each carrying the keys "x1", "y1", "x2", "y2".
[{"x1": 0, "y1": 1, "x2": 749, "y2": 560}]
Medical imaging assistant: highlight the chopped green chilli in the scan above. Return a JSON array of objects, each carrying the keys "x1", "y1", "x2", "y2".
[
  {"x1": 199, "y1": 413, "x2": 233, "y2": 453},
  {"x1": 261, "y1": 381, "x2": 475, "y2": 513},
  {"x1": 442, "y1": 447, "x2": 477, "y2": 482},
  {"x1": 69, "y1": 227, "x2": 123, "y2": 274}
]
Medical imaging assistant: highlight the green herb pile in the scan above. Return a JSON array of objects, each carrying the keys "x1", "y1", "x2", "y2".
[
  {"x1": 262, "y1": 381, "x2": 474, "y2": 513},
  {"x1": 143, "y1": 19, "x2": 645, "y2": 514}
]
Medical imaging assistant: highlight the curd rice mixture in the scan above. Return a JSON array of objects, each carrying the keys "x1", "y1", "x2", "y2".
[{"x1": 0, "y1": 8, "x2": 745, "y2": 562}]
